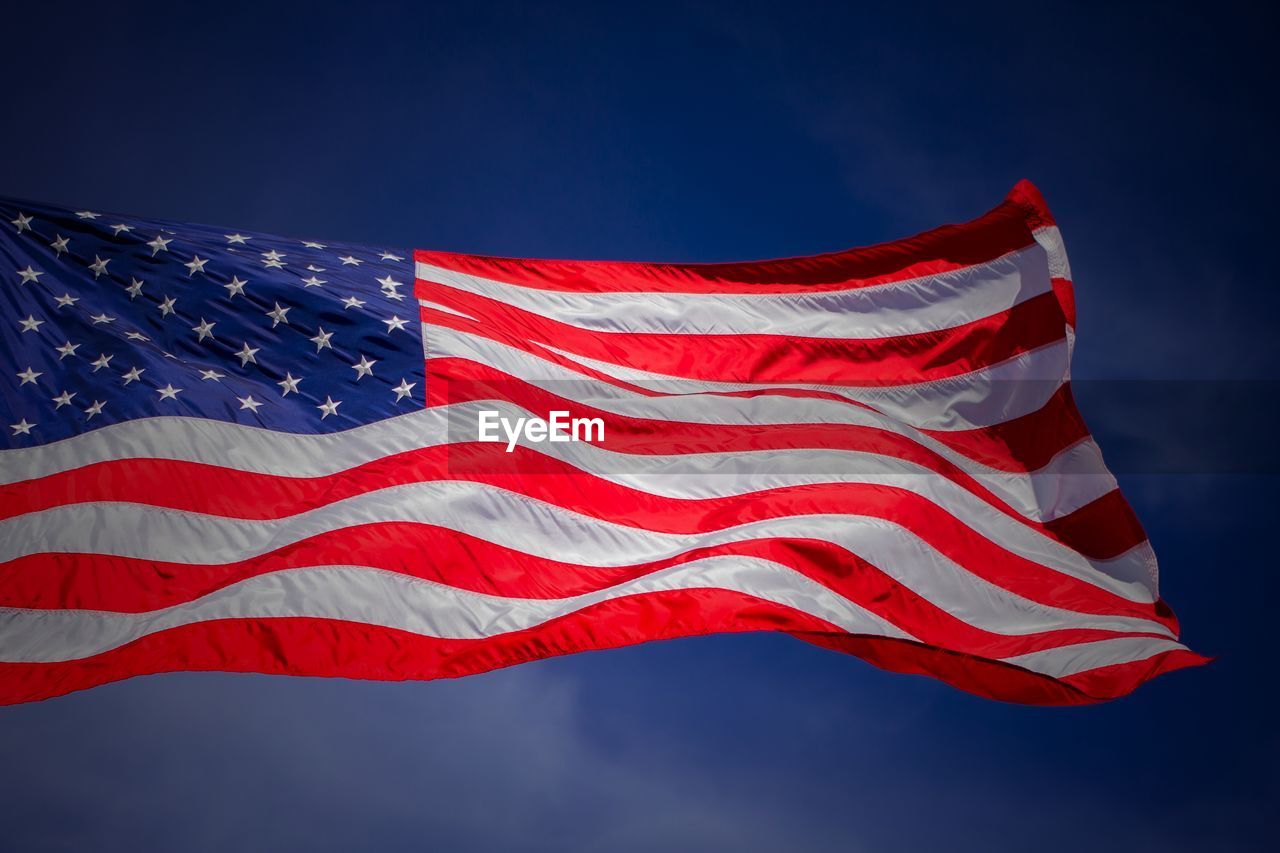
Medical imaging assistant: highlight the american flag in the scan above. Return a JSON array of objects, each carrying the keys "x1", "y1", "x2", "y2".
[{"x1": 0, "y1": 182, "x2": 1204, "y2": 705}]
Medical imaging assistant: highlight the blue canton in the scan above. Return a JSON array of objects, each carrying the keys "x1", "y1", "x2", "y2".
[{"x1": 0, "y1": 197, "x2": 421, "y2": 449}]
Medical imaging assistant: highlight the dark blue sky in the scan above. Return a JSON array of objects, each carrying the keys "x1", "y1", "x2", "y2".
[{"x1": 1, "y1": 2, "x2": 1276, "y2": 850}]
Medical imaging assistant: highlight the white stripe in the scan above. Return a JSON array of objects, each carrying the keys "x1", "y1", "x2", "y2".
[
  {"x1": 0, "y1": 481, "x2": 1164, "y2": 618},
  {"x1": 436, "y1": 401, "x2": 1153, "y2": 598},
  {"x1": 0, "y1": 409, "x2": 446, "y2": 486},
  {"x1": 1003, "y1": 636, "x2": 1186, "y2": 679},
  {"x1": 0, "y1": 398, "x2": 1150, "y2": 597},
  {"x1": 1032, "y1": 225, "x2": 1072, "y2": 283},
  {"x1": 440, "y1": 397, "x2": 1120, "y2": 522},
  {"x1": 420, "y1": 299, "x2": 476, "y2": 321},
  {"x1": 427, "y1": 323, "x2": 1071, "y2": 432},
  {"x1": 417, "y1": 243, "x2": 1053, "y2": 339},
  {"x1": 0, "y1": 386, "x2": 1120, "y2": 525},
  {"x1": 0, "y1": 422, "x2": 1158, "y2": 607},
  {"x1": 430, "y1": 349, "x2": 1117, "y2": 520},
  {"x1": 0, "y1": 558, "x2": 912, "y2": 663}
]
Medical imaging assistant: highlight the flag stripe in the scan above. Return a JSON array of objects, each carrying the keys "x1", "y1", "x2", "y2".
[
  {"x1": 0, "y1": 417, "x2": 1124, "y2": 541},
  {"x1": 0, "y1": 498, "x2": 1168, "y2": 643},
  {"x1": 414, "y1": 242, "x2": 1055, "y2": 340},
  {"x1": 422, "y1": 285, "x2": 1071, "y2": 386},
  {"x1": 424, "y1": 321, "x2": 1074, "y2": 433},
  {"x1": 0, "y1": 476, "x2": 1159, "y2": 606},
  {"x1": 0, "y1": 520, "x2": 1173, "y2": 634},
  {"x1": 0, "y1": 559, "x2": 911, "y2": 663},
  {"x1": 428, "y1": 361, "x2": 1120, "y2": 524},
  {"x1": 0, "y1": 612, "x2": 1202, "y2": 708},
  {"x1": 410, "y1": 182, "x2": 1055, "y2": 295},
  {"x1": 0, "y1": 550, "x2": 1176, "y2": 671},
  {"x1": 0, "y1": 443, "x2": 1160, "y2": 629}
]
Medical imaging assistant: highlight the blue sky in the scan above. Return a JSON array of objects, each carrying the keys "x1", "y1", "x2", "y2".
[{"x1": 1, "y1": 2, "x2": 1276, "y2": 850}]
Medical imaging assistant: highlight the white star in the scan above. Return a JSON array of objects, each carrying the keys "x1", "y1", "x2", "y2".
[
  {"x1": 125, "y1": 278, "x2": 144, "y2": 299},
  {"x1": 17, "y1": 265, "x2": 43, "y2": 284},
  {"x1": 90, "y1": 312, "x2": 115, "y2": 325},
  {"x1": 261, "y1": 248, "x2": 286, "y2": 263},
  {"x1": 184, "y1": 255, "x2": 209, "y2": 276},
  {"x1": 17, "y1": 366, "x2": 42, "y2": 385},
  {"x1": 263, "y1": 257, "x2": 285, "y2": 270},
  {"x1": 50, "y1": 234, "x2": 70, "y2": 256},
  {"x1": 54, "y1": 292, "x2": 78, "y2": 308},
  {"x1": 341, "y1": 296, "x2": 366, "y2": 310},
  {"x1": 339, "y1": 255, "x2": 362, "y2": 266},
  {"x1": 302, "y1": 240, "x2": 326, "y2": 249},
  {"x1": 10, "y1": 419, "x2": 34, "y2": 436},
  {"x1": 75, "y1": 210, "x2": 101, "y2": 220},
  {"x1": 236, "y1": 343, "x2": 260, "y2": 366},
  {"x1": 19, "y1": 315, "x2": 43, "y2": 333},
  {"x1": 158, "y1": 295, "x2": 177, "y2": 316},
  {"x1": 226, "y1": 233, "x2": 250, "y2": 244},
  {"x1": 376, "y1": 275, "x2": 403, "y2": 289},
  {"x1": 199, "y1": 369, "x2": 225, "y2": 381},
  {"x1": 88, "y1": 255, "x2": 110, "y2": 278},
  {"x1": 224, "y1": 276, "x2": 247, "y2": 298},
  {"x1": 351, "y1": 355, "x2": 377, "y2": 380},
  {"x1": 52, "y1": 390, "x2": 75, "y2": 409},
  {"x1": 90, "y1": 353, "x2": 114, "y2": 372},
  {"x1": 192, "y1": 318, "x2": 216, "y2": 341},
  {"x1": 238, "y1": 395, "x2": 263, "y2": 412},
  {"x1": 392, "y1": 378, "x2": 416, "y2": 402},
  {"x1": 84, "y1": 400, "x2": 106, "y2": 419},
  {"x1": 109, "y1": 223, "x2": 134, "y2": 236},
  {"x1": 317, "y1": 396, "x2": 341, "y2": 419},
  {"x1": 380, "y1": 251, "x2": 405, "y2": 261},
  {"x1": 55, "y1": 341, "x2": 80, "y2": 359},
  {"x1": 125, "y1": 331, "x2": 150, "y2": 342},
  {"x1": 306, "y1": 264, "x2": 326, "y2": 272},
  {"x1": 265, "y1": 302, "x2": 291, "y2": 327},
  {"x1": 146, "y1": 235, "x2": 172, "y2": 255},
  {"x1": 383, "y1": 290, "x2": 406, "y2": 302},
  {"x1": 11, "y1": 212, "x2": 33, "y2": 233},
  {"x1": 277, "y1": 372, "x2": 302, "y2": 396},
  {"x1": 300, "y1": 275, "x2": 326, "y2": 288},
  {"x1": 121, "y1": 366, "x2": 145, "y2": 385},
  {"x1": 310, "y1": 327, "x2": 333, "y2": 351},
  {"x1": 382, "y1": 315, "x2": 409, "y2": 333},
  {"x1": 156, "y1": 383, "x2": 182, "y2": 401}
]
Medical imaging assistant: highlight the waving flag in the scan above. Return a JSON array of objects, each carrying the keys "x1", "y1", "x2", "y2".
[{"x1": 0, "y1": 182, "x2": 1205, "y2": 705}]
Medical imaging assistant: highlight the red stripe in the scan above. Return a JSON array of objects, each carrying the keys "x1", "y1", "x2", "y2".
[
  {"x1": 0, "y1": 592, "x2": 848, "y2": 705},
  {"x1": 1043, "y1": 489, "x2": 1152, "y2": 564},
  {"x1": 427, "y1": 326, "x2": 1085, "y2": 473},
  {"x1": 920, "y1": 383, "x2": 1092, "y2": 471},
  {"x1": 427, "y1": 356, "x2": 1136, "y2": 558},
  {"x1": 0, "y1": 467, "x2": 1176, "y2": 631},
  {"x1": 413, "y1": 181, "x2": 1051, "y2": 296},
  {"x1": 0, "y1": 442, "x2": 1162, "y2": 625},
  {"x1": 2, "y1": 373, "x2": 1141, "y2": 562},
  {"x1": 421, "y1": 284, "x2": 1069, "y2": 386},
  {"x1": 0, "y1": 522, "x2": 1167, "y2": 667},
  {"x1": 1052, "y1": 277, "x2": 1076, "y2": 329},
  {"x1": 802, "y1": 634, "x2": 1205, "y2": 706},
  {"x1": 0, "y1": 606, "x2": 1204, "y2": 709},
  {"x1": 422, "y1": 329, "x2": 1089, "y2": 474}
]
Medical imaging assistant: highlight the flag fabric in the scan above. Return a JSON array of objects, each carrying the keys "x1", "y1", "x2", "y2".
[{"x1": 0, "y1": 182, "x2": 1205, "y2": 705}]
